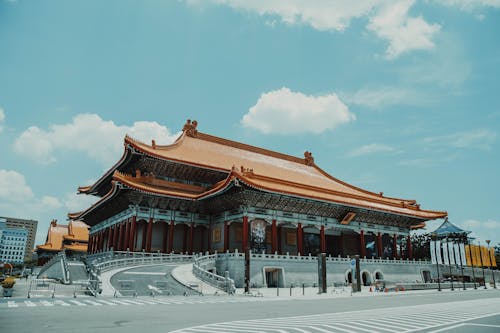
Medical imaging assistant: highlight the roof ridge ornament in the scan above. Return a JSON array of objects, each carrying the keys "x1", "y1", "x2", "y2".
[
  {"x1": 304, "y1": 151, "x2": 314, "y2": 166},
  {"x1": 183, "y1": 119, "x2": 198, "y2": 137}
]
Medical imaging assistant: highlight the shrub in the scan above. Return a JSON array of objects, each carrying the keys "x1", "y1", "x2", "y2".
[{"x1": 1, "y1": 277, "x2": 16, "y2": 289}]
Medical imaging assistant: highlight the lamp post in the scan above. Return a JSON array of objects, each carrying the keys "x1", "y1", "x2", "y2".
[
  {"x1": 445, "y1": 237, "x2": 454, "y2": 291},
  {"x1": 432, "y1": 233, "x2": 441, "y2": 292},
  {"x1": 478, "y1": 240, "x2": 487, "y2": 289},
  {"x1": 455, "y1": 235, "x2": 466, "y2": 290},
  {"x1": 486, "y1": 240, "x2": 496, "y2": 289},
  {"x1": 467, "y1": 239, "x2": 477, "y2": 289}
]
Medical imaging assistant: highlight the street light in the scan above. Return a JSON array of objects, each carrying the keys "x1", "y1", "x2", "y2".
[
  {"x1": 445, "y1": 237, "x2": 454, "y2": 291},
  {"x1": 467, "y1": 238, "x2": 477, "y2": 289},
  {"x1": 485, "y1": 240, "x2": 496, "y2": 289},
  {"x1": 455, "y1": 235, "x2": 466, "y2": 290},
  {"x1": 478, "y1": 240, "x2": 487, "y2": 289},
  {"x1": 431, "y1": 233, "x2": 441, "y2": 292}
]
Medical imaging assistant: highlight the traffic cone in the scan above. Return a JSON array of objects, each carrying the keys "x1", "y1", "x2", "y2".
[{"x1": 369, "y1": 286, "x2": 373, "y2": 292}]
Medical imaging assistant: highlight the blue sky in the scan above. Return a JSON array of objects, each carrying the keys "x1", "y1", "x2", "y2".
[{"x1": 0, "y1": 0, "x2": 499, "y2": 248}]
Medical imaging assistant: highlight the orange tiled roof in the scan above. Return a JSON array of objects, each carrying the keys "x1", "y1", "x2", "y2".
[
  {"x1": 37, "y1": 220, "x2": 89, "y2": 252},
  {"x1": 75, "y1": 120, "x2": 447, "y2": 220},
  {"x1": 64, "y1": 220, "x2": 89, "y2": 242}
]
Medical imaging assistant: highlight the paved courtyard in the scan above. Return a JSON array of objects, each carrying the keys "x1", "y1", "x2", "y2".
[{"x1": 1, "y1": 286, "x2": 499, "y2": 333}]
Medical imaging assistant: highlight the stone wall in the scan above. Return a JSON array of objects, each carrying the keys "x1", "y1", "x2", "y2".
[{"x1": 215, "y1": 251, "x2": 499, "y2": 288}]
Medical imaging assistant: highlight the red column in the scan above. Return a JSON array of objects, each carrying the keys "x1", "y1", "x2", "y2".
[
  {"x1": 393, "y1": 234, "x2": 398, "y2": 259},
  {"x1": 117, "y1": 223, "x2": 124, "y2": 251},
  {"x1": 162, "y1": 222, "x2": 168, "y2": 253},
  {"x1": 124, "y1": 220, "x2": 130, "y2": 251},
  {"x1": 320, "y1": 225, "x2": 326, "y2": 253},
  {"x1": 129, "y1": 216, "x2": 136, "y2": 251},
  {"x1": 407, "y1": 235, "x2": 413, "y2": 259},
  {"x1": 113, "y1": 224, "x2": 120, "y2": 251},
  {"x1": 88, "y1": 235, "x2": 93, "y2": 253},
  {"x1": 223, "y1": 221, "x2": 229, "y2": 252},
  {"x1": 297, "y1": 223, "x2": 303, "y2": 255},
  {"x1": 277, "y1": 226, "x2": 282, "y2": 254},
  {"x1": 271, "y1": 220, "x2": 277, "y2": 254},
  {"x1": 242, "y1": 216, "x2": 249, "y2": 252},
  {"x1": 360, "y1": 230, "x2": 366, "y2": 258},
  {"x1": 377, "y1": 232, "x2": 383, "y2": 258},
  {"x1": 201, "y1": 227, "x2": 206, "y2": 253},
  {"x1": 141, "y1": 222, "x2": 147, "y2": 251},
  {"x1": 99, "y1": 231, "x2": 104, "y2": 252},
  {"x1": 146, "y1": 217, "x2": 153, "y2": 252},
  {"x1": 339, "y1": 232, "x2": 344, "y2": 257},
  {"x1": 207, "y1": 225, "x2": 212, "y2": 254},
  {"x1": 108, "y1": 226, "x2": 114, "y2": 250},
  {"x1": 189, "y1": 223, "x2": 194, "y2": 254},
  {"x1": 168, "y1": 220, "x2": 175, "y2": 253}
]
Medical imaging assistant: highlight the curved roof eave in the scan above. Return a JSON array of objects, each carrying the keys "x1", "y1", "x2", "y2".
[{"x1": 236, "y1": 173, "x2": 447, "y2": 221}]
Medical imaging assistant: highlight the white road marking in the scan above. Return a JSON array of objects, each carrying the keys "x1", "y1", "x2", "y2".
[
  {"x1": 95, "y1": 299, "x2": 117, "y2": 306},
  {"x1": 53, "y1": 300, "x2": 70, "y2": 306},
  {"x1": 24, "y1": 301, "x2": 36, "y2": 307},
  {"x1": 171, "y1": 298, "x2": 500, "y2": 333},
  {"x1": 7, "y1": 301, "x2": 18, "y2": 308},
  {"x1": 122, "y1": 272, "x2": 166, "y2": 275},
  {"x1": 119, "y1": 299, "x2": 145, "y2": 305},
  {"x1": 68, "y1": 300, "x2": 87, "y2": 306},
  {"x1": 84, "y1": 300, "x2": 103, "y2": 306},
  {"x1": 40, "y1": 301, "x2": 54, "y2": 306}
]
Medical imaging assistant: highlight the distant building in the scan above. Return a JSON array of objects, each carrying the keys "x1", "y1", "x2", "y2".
[
  {"x1": 0, "y1": 220, "x2": 28, "y2": 265},
  {"x1": 36, "y1": 220, "x2": 89, "y2": 265},
  {"x1": 0, "y1": 216, "x2": 38, "y2": 262}
]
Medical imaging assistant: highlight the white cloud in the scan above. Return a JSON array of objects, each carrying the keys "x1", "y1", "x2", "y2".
[
  {"x1": 0, "y1": 170, "x2": 34, "y2": 202},
  {"x1": 438, "y1": 0, "x2": 500, "y2": 11},
  {"x1": 459, "y1": 219, "x2": 500, "y2": 244},
  {"x1": 347, "y1": 143, "x2": 397, "y2": 157},
  {"x1": 367, "y1": 1, "x2": 441, "y2": 59},
  {"x1": 64, "y1": 192, "x2": 99, "y2": 212},
  {"x1": 186, "y1": 0, "x2": 440, "y2": 59},
  {"x1": 14, "y1": 113, "x2": 181, "y2": 166},
  {"x1": 40, "y1": 196, "x2": 63, "y2": 210},
  {"x1": 424, "y1": 129, "x2": 496, "y2": 150},
  {"x1": 341, "y1": 87, "x2": 427, "y2": 109},
  {"x1": 187, "y1": 0, "x2": 378, "y2": 31},
  {"x1": 0, "y1": 169, "x2": 62, "y2": 218},
  {"x1": 0, "y1": 107, "x2": 5, "y2": 133},
  {"x1": 241, "y1": 87, "x2": 355, "y2": 134}
]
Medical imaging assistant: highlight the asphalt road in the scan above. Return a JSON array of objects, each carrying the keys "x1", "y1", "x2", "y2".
[
  {"x1": 109, "y1": 264, "x2": 198, "y2": 296},
  {"x1": 1, "y1": 289, "x2": 499, "y2": 333}
]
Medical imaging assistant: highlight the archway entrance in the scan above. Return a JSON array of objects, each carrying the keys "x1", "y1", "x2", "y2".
[{"x1": 361, "y1": 271, "x2": 372, "y2": 286}]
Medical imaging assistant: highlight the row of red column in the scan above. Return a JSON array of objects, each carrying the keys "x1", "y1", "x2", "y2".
[
  {"x1": 358, "y1": 230, "x2": 413, "y2": 259},
  {"x1": 219, "y1": 217, "x2": 413, "y2": 260},
  {"x1": 88, "y1": 218, "x2": 206, "y2": 254}
]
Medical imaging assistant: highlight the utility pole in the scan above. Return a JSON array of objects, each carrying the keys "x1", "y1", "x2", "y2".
[
  {"x1": 485, "y1": 240, "x2": 496, "y2": 289},
  {"x1": 478, "y1": 240, "x2": 487, "y2": 289}
]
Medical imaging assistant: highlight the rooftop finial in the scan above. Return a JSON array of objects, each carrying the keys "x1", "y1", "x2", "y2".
[
  {"x1": 304, "y1": 151, "x2": 314, "y2": 166},
  {"x1": 183, "y1": 119, "x2": 198, "y2": 137}
]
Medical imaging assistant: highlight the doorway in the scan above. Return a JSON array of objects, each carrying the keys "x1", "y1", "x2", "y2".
[{"x1": 263, "y1": 267, "x2": 284, "y2": 288}]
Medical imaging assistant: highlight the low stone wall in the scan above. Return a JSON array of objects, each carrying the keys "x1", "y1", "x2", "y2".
[{"x1": 215, "y1": 252, "x2": 499, "y2": 288}]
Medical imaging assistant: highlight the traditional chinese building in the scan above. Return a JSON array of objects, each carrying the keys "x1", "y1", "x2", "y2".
[
  {"x1": 73, "y1": 119, "x2": 447, "y2": 260},
  {"x1": 36, "y1": 220, "x2": 89, "y2": 265}
]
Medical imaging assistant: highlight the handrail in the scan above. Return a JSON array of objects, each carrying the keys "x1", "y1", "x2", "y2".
[
  {"x1": 192, "y1": 253, "x2": 235, "y2": 294},
  {"x1": 222, "y1": 249, "x2": 432, "y2": 265},
  {"x1": 37, "y1": 250, "x2": 70, "y2": 284}
]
